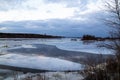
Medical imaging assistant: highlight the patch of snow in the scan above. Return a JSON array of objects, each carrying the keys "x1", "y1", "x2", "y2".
[
  {"x1": 21, "y1": 44, "x2": 36, "y2": 48},
  {"x1": 4, "y1": 72, "x2": 83, "y2": 80},
  {"x1": 0, "y1": 54, "x2": 82, "y2": 71}
]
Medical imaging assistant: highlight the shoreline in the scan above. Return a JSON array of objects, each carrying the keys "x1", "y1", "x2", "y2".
[{"x1": 0, "y1": 65, "x2": 82, "y2": 73}]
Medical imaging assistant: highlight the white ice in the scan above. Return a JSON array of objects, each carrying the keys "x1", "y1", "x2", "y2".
[{"x1": 0, "y1": 54, "x2": 82, "y2": 71}]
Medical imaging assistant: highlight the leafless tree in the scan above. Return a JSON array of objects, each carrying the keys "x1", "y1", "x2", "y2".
[
  {"x1": 102, "y1": 0, "x2": 120, "y2": 80},
  {"x1": 83, "y1": 0, "x2": 120, "y2": 80}
]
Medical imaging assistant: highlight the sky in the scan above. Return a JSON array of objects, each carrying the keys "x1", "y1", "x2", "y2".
[{"x1": 0, "y1": 0, "x2": 109, "y2": 37}]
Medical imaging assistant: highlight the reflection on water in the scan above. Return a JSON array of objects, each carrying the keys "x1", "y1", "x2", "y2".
[{"x1": 82, "y1": 40, "x2": 96, "y2": 45}]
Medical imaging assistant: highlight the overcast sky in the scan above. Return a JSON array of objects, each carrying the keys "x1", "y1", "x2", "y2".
[{"x1": 0, "y1": 0, "x2": 109, "y2": 37}]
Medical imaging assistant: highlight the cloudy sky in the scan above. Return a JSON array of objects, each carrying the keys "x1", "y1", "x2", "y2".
[{"x1": 0, "y1": 0, "x2": 109, "y2": 37}]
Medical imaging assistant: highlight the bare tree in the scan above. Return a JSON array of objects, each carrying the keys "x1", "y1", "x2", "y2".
[
  {"x1": 104, "y1": 0, "x2": 120, "y2": 62},
  {"x1": 103, "y1": 0, "x2": 120, "y2": 80},
  {"x1": 83, "y1": 0, "x2": 120, "y2": 80}
]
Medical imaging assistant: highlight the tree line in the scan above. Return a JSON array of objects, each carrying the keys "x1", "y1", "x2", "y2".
[{"x1": 0, "y1": 33, "x2": 62, "y2": 38}]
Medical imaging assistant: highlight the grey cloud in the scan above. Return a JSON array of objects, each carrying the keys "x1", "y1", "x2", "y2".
[
  {"x1": 44, "y1": 0, "x2": 83, "y2": 7},
  {"x1": 0, "y1": 19, "x2": 109, "y2": 37},
  {"x1": 44, "y1": 0, "x2": 93, "y2": 10},
  {"x1": 0, "y1": 0, "x2": 27, "y2": 11}
]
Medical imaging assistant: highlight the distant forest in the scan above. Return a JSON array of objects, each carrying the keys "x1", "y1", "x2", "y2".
[
  {"x1": 0, "y1": 33, "x2": 62, "y2": 38},
  {"x1": 81, "y1": 34, "x2": 120, "y2": 41}
]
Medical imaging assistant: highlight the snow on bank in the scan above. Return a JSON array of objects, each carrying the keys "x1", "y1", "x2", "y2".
[
  {"x1": 4, "y1": 72, "x2": 83, "y2": 80},
  {"x1": 0, "y1": 54, "x2": 82, "y2": 71}
]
